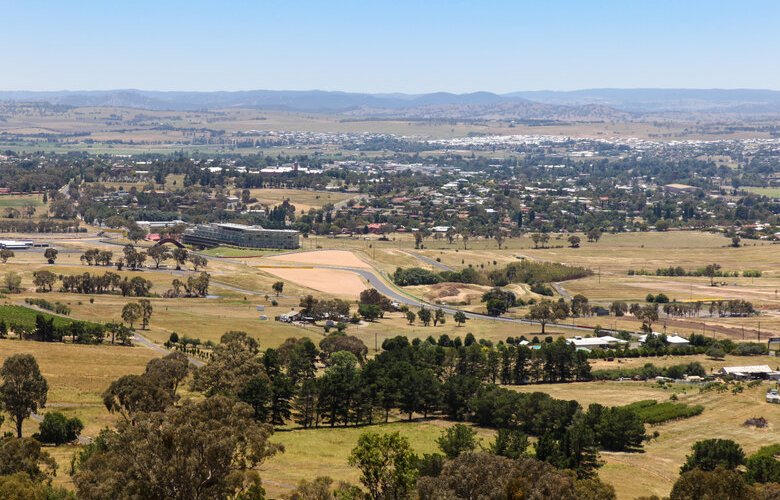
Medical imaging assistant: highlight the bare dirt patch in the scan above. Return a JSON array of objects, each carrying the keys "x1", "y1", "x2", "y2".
[
  {"x1": 409, "y1": 282, "x2": 489, "y2": 305},
  {"x1": 262, "y1": 267, "x2": 368, "y2": 298},
  {"x1": 265, "y1": 250, "x2": 370, "y2": 268}
]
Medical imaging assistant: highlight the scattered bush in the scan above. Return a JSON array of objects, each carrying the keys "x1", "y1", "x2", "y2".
[{"x1": 744, "y1": 417, "x2": 769, "y2": 428}]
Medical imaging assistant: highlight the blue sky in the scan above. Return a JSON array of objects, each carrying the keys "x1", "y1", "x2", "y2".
[{"x1": 1, "y1": 0, "x2": 779, "y2": 93}]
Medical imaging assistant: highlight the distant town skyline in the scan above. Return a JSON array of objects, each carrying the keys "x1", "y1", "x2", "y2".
[{"x1": 2, "y1": 0, "x2": 779, "y2": 93}]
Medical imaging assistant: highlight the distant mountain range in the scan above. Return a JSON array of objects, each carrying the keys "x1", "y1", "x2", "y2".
[{"x1": 2, "y1": 88, "x2": 780, "y2": 118}]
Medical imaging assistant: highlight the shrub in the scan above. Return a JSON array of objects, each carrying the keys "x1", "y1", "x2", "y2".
[
  {"x1": 680, "y1": 439, "x2": 745, "y2": 473},
  {"x1": 744, "y1": 417, "x2": 768, "y2": 428},
  {"x1": 36, "y1": 412, "x2": 83, "y2": 445},
  {"x1": 732, "y1": 343, "x2": 768, "y2": 356},
  {"x1": 622, "y1": 400, "x2": 704, "y2": 425}
]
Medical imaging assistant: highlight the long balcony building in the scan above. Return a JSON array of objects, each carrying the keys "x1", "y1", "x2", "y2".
[{"x1": 183, "y1": 223, "x2": 299, "y2": 249}]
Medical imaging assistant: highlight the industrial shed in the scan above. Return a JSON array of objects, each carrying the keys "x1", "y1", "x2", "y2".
[{"x1": 720, "y1": 365, "x2": 780, "y2": 380}]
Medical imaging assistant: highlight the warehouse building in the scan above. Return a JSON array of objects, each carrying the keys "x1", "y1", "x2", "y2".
[
  {"x1": 720, "y1": 365, "x2": 780, "y2": 380},
  {"x1": 183, "y1": 223, "x2": 299, "y2": 249}
]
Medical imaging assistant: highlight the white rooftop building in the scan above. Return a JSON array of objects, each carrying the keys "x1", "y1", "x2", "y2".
[
  {"x1": 720, "y1": 365, "x2": 780, "y2": 380},
  {"x1": 567, "y1": 336, "x2": 627, "y2": 349},
  {"x1": 638, "y1": 334, "x2": 690, "y2": 345}
]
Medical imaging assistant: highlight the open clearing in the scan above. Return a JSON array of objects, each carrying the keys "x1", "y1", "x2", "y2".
[
  {"x1": 0, "y1": 339, "x2": 159, "y2": 490},
  {"x1": 4, "y1": 230, "x2": 780, "y2": 498},
  {"x1": 3, "y1": 108, "x2": 778, "y2": 157},
  {"x1": 249, "y1": 188, "x2": 355, "y2": 213},
  {"x1": 0, "y1": 193, "x2": 48, "y2": 218},
  {"x1": 742, "y1": 186, "x2": 780, "y2": 198},
  {"x1": 262, "y1": 421, "x2": 495, "y2": 498},
  {"x1": 261, "y1": 267, "x2": 369, "y2": 298},
  {"x1": 512, "y1": 380, "x2": 780, "y2": 499},
  {"x1": 264, "y1": 249, "x2": 370, "y2": 268}
]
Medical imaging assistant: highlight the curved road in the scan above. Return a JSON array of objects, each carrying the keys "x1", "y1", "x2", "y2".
[
  {"x1": 399, "y1": 250, "x2": 454, "y2": 271},
  {"x1": 327, "y1": 265, "x2": 598, "y2": 332},
  {"x1": 27, "y1": 238, "x2": 596, "y2": 333}
]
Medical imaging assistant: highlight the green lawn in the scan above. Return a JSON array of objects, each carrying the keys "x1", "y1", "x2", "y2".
[
  {"x1": 742, "y1": 186, "x2": 780, "y2": 197},
  {"x1": 0, "y1": 305, "x2": 101, "y2": 329},
  {"x1": 200, "y1": 246, "x2": 279, "y2": 257},
  {"x1": 0, "y1": 194, "x2": 44, "y2": 207}
]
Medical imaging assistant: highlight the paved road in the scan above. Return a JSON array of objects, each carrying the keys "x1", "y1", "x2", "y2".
[
  {"x1": 19, "y1": 298, "x2": 206, "y2": 367},
  {"x1": 23, "y1": 237, "x2": 595, "y2": 333},
  {"x1": 133, "y1": 331, "x2": 205, "y2": 367},
  {"x1": 552, "y1": 282, "x2": 572, "y2": 300},
  {"x1": 333, "y1": 194, "x2": 367, "y2": 210},
  {"x1": 328, "y1": 265, "x2": 598, "y2": 332},
  {"x1": 400, "y1": 250, "x2": 453, "y2": 271}
]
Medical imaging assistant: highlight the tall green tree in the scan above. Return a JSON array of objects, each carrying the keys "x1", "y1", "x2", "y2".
[
  {"x1": 121, "y1": 302, "x2": 142, "y2": 328},
  {"x1": 417, "y1": 307, "x2": 432, "y2": 326},
  {"x1": 680, "y1": 439, "x2": 745, "y2": 473},
  {"x1": 138, "y1": 299, "x2": 153, "y2": 329},
  {"x1": 348, "y1": 431, "x2": 418, "y2": 500},
  {"x1": 43, "y1": 248, "x2": 58, "y2": 264},
  {"x1": 0, "y1": 437, "x2": 57, "y2": 482},
  {"x1": 670, "y1": 467, "x2": 751, "y2": 500},
  {"x1": 171, "y1": 247, "x2": 188, "y2": 270},
  {"x1": 318, "y1": 352, "x2": 360, "y2": 426},
  {"x1": 437, "y1": 424, "x2": 478, "y2": 459},
  {"x1": 146, "y1": 245, "x2": 170, "y2": 269},
  {"x1": 0, "y1": 354, "x2": 49, "y2": 438},
  {"x1": 73, "y1": 396, "x2": 281, "y2": 500}
]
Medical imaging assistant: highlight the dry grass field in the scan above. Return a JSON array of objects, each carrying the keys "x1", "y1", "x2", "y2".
[
  {"x1": 0, "y1": 193, "x2": 48, "y2": 218},
  {"x1": 264, "y1": 249, "x2": 371, "y2": 268},
  {"x1": 0, "y1": 340, "x2": 156, "y2": 429},
  {"x1": 0, "y1": 339, "x2": 159, "y2": 489},
  {"x1": 511, "y1": 380, "x2": 780, "y2": 499},
  {"x1": 321, "y1": 230, "x2": 780, "y2": 339},
  {"x1": 2, "y1": 228, "x2": 780, "y2": 498},
  {"x1": 2, "y1": 228, "x2": 779, "y2": 348},
  {"x1": 3, "y1": 107, "x2": 779, "y2": 156},
  {"x1": 261, "y1": 267, "x2": 370, "y2": 298},
  {"x1": 262, "y1": 420, "x2": 496, "y2": 498},
  {"x1": 589, "y1": 353, "x2": 780, "y2": 373},
  {"x1": 248, "y1": 188, "x2": 356, "y2": 213}
]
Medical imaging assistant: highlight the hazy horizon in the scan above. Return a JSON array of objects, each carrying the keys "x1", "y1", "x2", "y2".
[{"x1": 4, "y1": 87, "x2": 780, "y2": 94}]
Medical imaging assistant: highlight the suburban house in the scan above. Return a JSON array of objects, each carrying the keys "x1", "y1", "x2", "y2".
[
  {"x1": 639, "y1": 334, "x2": 690, "y2": 345},
  {"x1": 567, "y1": 336, "x2": 628, "y2": 349}
]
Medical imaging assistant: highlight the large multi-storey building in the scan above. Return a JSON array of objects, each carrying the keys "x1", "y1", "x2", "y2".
[{"x1": 183, "y1": 223, "x2": 299, "y2": 249}]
